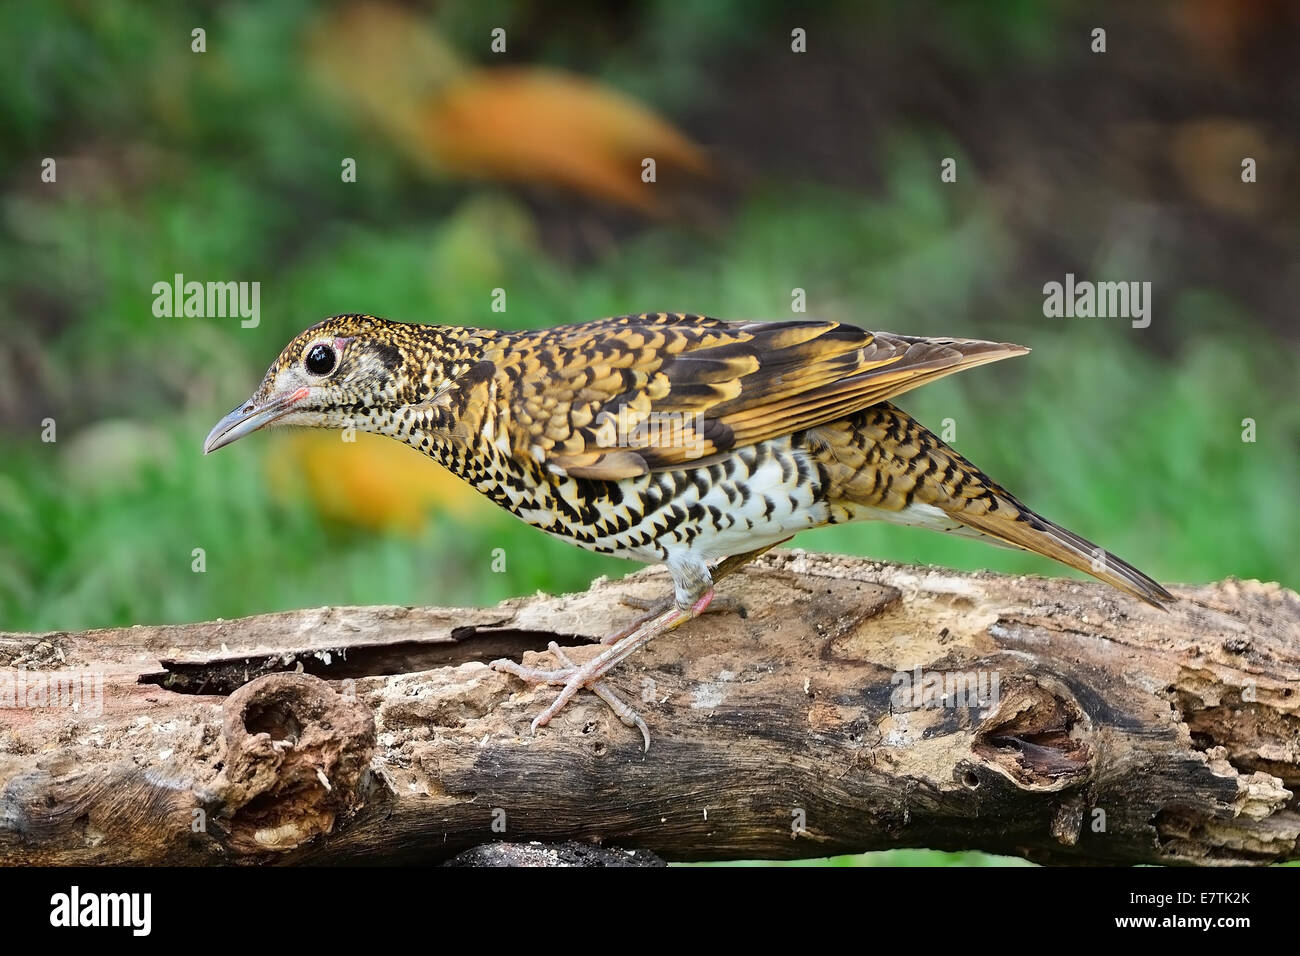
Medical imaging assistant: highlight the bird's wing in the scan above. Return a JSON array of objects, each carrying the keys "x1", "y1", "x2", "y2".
[{"x1": 485, "y1": 313, "x2": 1028, "y2": 479}]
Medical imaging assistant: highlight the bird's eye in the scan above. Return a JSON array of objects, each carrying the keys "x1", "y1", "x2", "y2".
[{"x1": 304, "y1": 343, "x2": 336, "y2": 376}]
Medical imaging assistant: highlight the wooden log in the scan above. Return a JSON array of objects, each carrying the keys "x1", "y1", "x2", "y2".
[{"x1": 1, "y1": 551, "x2": 1296, "y2": 865}]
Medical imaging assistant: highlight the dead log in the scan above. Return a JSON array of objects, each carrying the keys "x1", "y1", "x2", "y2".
[{"x1": 1, "y1": 551, "x2": 1296, "y2": 865}]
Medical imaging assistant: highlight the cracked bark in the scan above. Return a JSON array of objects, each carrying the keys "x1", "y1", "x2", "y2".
[{"x1": 1, "y1": 551, "x2": 1296, "y2": 865}]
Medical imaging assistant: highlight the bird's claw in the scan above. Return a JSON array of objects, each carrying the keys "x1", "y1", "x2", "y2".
[
  {"x1": 548, "y1": 643, "x2": 650, "y2": 750},
  {"x1": 491, "y1": 642, "x2": 652, "y2": 751}
]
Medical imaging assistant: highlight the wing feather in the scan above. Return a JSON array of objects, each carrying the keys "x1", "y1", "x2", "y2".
[{"x1": 485, "y1": 313, "x2": 1027, "y2": 478}]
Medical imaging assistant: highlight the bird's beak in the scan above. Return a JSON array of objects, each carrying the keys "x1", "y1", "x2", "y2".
[{"x1": 203, "y1": 387, "x2": 309, "y2": 454}]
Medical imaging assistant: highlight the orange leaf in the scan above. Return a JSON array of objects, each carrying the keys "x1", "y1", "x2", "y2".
[{"x1": 307, "y1": 2, "x2": 711, "y2": 212}]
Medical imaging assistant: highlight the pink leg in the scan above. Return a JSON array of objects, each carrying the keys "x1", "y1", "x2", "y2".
[
  {"x1": 608, "y1": 586, "x2": 743, "y2": 644},
  {"x1": 490, "y1": 538, "x2": 791, "y2": 748}
]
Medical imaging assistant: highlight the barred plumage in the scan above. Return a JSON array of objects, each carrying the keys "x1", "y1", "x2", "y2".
[{"x1": 205, "y1": 312, "x2": 1173, "y2": 747}]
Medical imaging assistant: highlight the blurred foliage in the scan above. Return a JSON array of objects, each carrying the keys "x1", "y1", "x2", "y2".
[{"x1": 1, "y1": 0, "x2": 1297, "y2": 867}]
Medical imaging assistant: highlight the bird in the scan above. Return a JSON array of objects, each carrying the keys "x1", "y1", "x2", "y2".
[{"x1": 204, "y1": 312, "x2": 1173, "y2": 748}]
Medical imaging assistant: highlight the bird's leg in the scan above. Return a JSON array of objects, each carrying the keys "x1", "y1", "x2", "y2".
[
  {"x1": 490, "y1": 539, "x2": 792, "y2": 749},
  {"x1": 613, "y1": 593, "x2": 744, "y2": 639},
  {"x1": 607, "y1": 539, "x2": 789, "y2": 644},
  {"x1": 491, "y1": 589, "x2": 716, "y2": 751}
]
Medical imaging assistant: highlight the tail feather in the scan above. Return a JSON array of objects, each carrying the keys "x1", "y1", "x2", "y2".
[
  {"x1": 953, "y1": 506, "x2": 1174, "y2": 609},
  {"x1": 811, "y1": 402, "x2": 1174, "y2": 609}
]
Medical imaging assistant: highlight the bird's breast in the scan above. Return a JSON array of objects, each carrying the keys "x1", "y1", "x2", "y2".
[{"x1": 436, "y1": 431, "x2": 831, "y2": 563}]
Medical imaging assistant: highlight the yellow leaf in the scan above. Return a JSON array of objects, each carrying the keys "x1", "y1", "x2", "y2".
[{"x1": 265, "y1": 431, "x2": 490, "y2": 534}]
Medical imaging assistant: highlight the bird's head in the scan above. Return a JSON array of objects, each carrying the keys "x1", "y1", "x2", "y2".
[{"x1": 203, "y1": 314, "x2": 424, "y2": 454}]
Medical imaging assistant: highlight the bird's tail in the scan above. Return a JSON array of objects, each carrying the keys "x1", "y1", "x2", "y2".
[
  {"x1": 948, "y1": 500, "x2": 1174, "y2": 608},
  {"x1": 813, "y1": 403, "x2": 1174, "y2": 608}
]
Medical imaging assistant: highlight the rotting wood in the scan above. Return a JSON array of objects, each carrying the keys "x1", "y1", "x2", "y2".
[{"x1": 1, "y1": 551, "x2": 1296, "y2": 865}]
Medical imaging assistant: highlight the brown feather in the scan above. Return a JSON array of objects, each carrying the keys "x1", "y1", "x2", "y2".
[
  {"x1": 808, "y1": 403, "x2": 1173, "y2": 608},
  {"x1": 485, "y1": 313, "x2": 1028, "y2": 479}
]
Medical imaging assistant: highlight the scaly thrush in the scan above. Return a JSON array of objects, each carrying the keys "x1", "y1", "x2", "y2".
[{"x1": 205, "y1": 313, "x2": 1172, "y2": 748}]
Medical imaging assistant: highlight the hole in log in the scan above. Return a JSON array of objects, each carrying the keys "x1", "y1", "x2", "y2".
[
  {"x1": 217, "y1": 674, "x2": 376, "y2": 855},
  {"x1": 244, "y1": 700, "x2": 302, "y2": 744},
  {"x1": 139, "y1": 627, "x2": 593, "y2": 695},
  {"x1": 973, "y1": 680, "x2": 1093, "y2": 789}
]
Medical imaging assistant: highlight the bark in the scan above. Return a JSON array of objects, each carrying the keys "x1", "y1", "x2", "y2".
[{"x1": 1, "y1": 551, "x2": 1297, "y2": 865}]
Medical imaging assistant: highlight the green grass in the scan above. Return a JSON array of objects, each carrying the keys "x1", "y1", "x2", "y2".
[{"x1": 4, "y1": 185, "x2": 1294, "y2": 633}]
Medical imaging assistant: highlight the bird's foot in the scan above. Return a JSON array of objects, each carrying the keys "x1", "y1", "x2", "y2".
[
  {"x1": 491, "y1": 642, "x2": 651, "y2": 750},
  {"x1": 490, "y1": 590, "x2": 714, "y2": 751}
]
